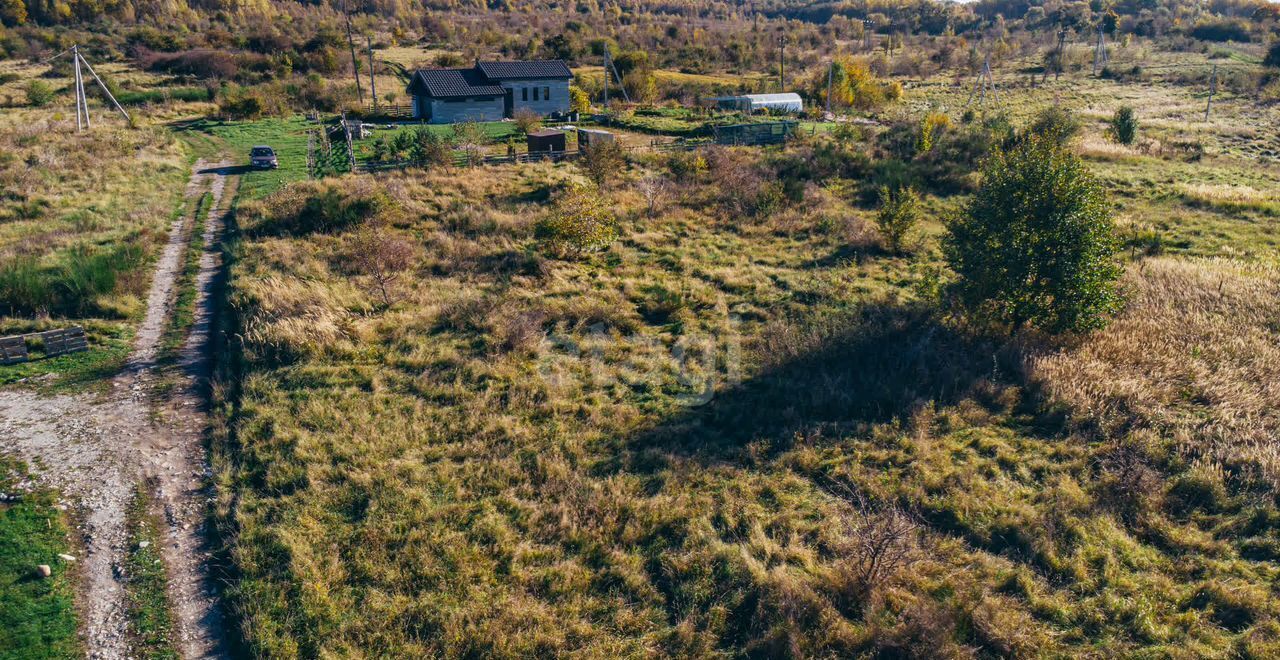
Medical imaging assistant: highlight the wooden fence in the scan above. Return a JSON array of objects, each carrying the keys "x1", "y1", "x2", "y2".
[
  {"x1": 0, "y1": 327, "x2": 88, "y2": 366},
  {"x1": 358, "y1": 138, "x2": 710, "y2": 174}
]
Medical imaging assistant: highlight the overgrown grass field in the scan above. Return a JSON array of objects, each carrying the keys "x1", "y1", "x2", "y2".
[
  {"x1": 0, "y1": 61, "x2": 190, "y2": 386},
  {"x1": 211, "y1": 60, "x2": 1280, "y2": 654}
]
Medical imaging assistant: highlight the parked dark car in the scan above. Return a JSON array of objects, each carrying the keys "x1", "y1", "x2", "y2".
[{"x1": 250, "y1": 145, "x2": 278, "y2": 169}]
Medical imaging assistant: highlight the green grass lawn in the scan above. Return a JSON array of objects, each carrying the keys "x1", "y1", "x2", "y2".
[
  {"x1": 0, "y1": 321, "x2": 134, "y2": 393},
  {"x1": 0, "y1": 457, "x2": 79, "y2": 660},
  {"x1": 354, "y1": 120, "x2": 520, "y2": 163},
  {"x1": 178, "y1": 116, "x2": 524, "y2": 194},
  {"x1": 175, "y1": 117, "x2": 314, "y2": 200}
]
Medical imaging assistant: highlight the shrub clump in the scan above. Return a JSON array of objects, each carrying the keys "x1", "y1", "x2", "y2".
[
  {"x1": 0, "y1": 244, "x2": 145, "y2": 317},
  {"x1": 1025, "y1": 105, "x2": 1081, "y2": 147},
  {"x1": 1110, "y1": 106, "x2": 1138, "y2": 146},
  {"x1": 875, "y1": 185, "x2": 921, "y2": 254},
  {"x1": 945, "y1": 136, "x2": 1122, "y2": 334},
  {"x1": 24, "y1": 80, "x2": 54, "y2": 107},
  {"x1": 535, "y1": 183, "x2": 619, "y2": 258},
  {"x1": 245, "y1": 181, "x2": 392, "y2": 237}
]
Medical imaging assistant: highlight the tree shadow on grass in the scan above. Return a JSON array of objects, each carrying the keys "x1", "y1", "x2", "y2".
[{"x1": 617, "y1": 303, "x2": 1029, "y2": 469}]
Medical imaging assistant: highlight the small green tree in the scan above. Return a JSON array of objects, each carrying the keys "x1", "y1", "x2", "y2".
[
  {"x1": 875, "y1": 185, "x2": 921, "y2": 254},
  {"x1": 453, "y1": 120, "x2": 486, "y2": 167},
  {"x1": 25, "y1": 80, "x2": 53, "y2": 107},
  {"x1": 1025, "y1": 105, "x2": 1081, "y2": 147},
  {"x1": 410, "y1": 127, "x2": 452, "y2": 170},
  {"x1": 915, "y1": 112, "x2": 950, "y2": 155},
  {"x1": 577, "y1": 140, "x2": 625, "y2": 189},
  {"x1": 1109, "y1": 106, "x2": 1138, "y2": 145},
  {"x1": 569, "y1": 85, "x2": 591, "y2": 113},
  {"x1": 945, "y1": 136, "x2": 1122, "y2": 334},
  {"x1": 536, "y1": 183, "x2": 619, "y2": 258}
]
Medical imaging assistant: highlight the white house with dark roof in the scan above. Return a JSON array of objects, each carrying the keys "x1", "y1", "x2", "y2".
[{"x1": 406, "y1": 60, "x2": 573, "y2": 124}]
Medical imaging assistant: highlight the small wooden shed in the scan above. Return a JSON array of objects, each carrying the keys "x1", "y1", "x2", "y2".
[{"x1": 527, "y1": 129, "x2": 567, "y2": 153}]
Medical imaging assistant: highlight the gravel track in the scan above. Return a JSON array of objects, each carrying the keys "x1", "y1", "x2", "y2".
[{"x1": 0, "y1": 160, "x2": 236, "y2": 659}]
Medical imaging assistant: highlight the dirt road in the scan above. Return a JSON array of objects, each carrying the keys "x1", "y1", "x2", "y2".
[{"x1": 0, "y1": 161, "x2": 236, "y2": 659}]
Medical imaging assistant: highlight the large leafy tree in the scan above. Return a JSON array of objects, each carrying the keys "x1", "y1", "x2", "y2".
[{"x1": 945, "y1": 136, "x2": 1122, "y2": 334}]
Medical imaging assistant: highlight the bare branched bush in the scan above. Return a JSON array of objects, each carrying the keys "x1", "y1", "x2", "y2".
[
  {"x1": 1095, "y1": 434, "x2": 1163, "y2": 524},
  {"x1": 707, "y1": 147, "x2": 782, "y2": 219},
  {"x1": 513, "y1": 108, "x2": 542, "y2": 135},
  {"x1": 577, "y1": 140, "x2": 626, "y2": 189},
  {"x1": 635, "y1": 173, "x2": 668, "y2": 218},
  {"x1": 349, "y1": 223, "x2": 418, "y2": 307},
  {"x1": 829, "y1": 487, "x2": 922, "y2": 604},
  {"x1": 491, "y1": 308, "x2": 547, "y2": 355}
]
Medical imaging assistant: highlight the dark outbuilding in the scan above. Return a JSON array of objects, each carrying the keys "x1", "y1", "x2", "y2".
[{"x1": 527, "y1": 129, "x2": 567, "y2": 153}]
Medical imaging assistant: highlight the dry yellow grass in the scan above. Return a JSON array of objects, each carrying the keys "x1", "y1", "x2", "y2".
[
  {"x1": 216, "y1": 146, "x2": 1280, "y2": 657},
  {"x1": 1032, "y1": 257, "x2": 1280, "y2": 488},
  {"x1": 1179, "y1": 182, "x2": 1280, "y2": 212},
  {"x1": 1076, "y1": 135, "x2": 1142, "y2": 161}
]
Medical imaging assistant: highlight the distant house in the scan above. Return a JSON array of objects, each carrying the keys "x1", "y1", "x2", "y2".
[
  {"x1": 710, "y1": 93, "x2": 804, "y2": 114},
  {"x1": 406, "y1": 60, "x2": 573, "y2": 124}
]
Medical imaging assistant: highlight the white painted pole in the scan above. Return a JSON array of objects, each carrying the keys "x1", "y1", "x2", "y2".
[
  {"x1": 80, "y1": 55, "x2": 92, "y2": 129},
  {"x1": 72, "y1": 47, "x2": 85, "y2": 131},
  {"x1": 78, "y1": 53, "x2": 132, "y2": 123}
]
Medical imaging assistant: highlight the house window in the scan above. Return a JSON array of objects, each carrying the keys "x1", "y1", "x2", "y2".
[
  {"x1": 522, "y1": 87, "x2": 528, "y2": 102},
  {"x1": 532, "y1": 87, "x2": 540, "y2": 101},
  {"x1": 543, "y1": 86, "x2": 551, "y2": 100}
]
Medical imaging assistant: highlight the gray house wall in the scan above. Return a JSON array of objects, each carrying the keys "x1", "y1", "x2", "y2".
[
  {"x1": 422, "y1": 96, "x2": 505, "y2": 124},
  {"x1": 499, "y1": 78, "x2": 570, "y2": 116}
]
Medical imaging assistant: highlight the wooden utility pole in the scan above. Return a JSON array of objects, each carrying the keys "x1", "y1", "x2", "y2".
[
  {"x1": 78, "y1": 52, "x2": 130, "y2": 123},
  {"x1": 601, "y1": 47, "x2": 630, "y2": 108},
  {"x1": 366, "y1": 35, "x2": 377, "y2": 113},
  {"x1": 602, "y1": 47, "x2": 610, "y2": 110},
  {"x1": 1092, "y1": 27, "x2": 1109, "y2": 76},
  {"x1": 825, "y1": 60, "x2": 833, "y2": 114},
  {"x1": 966, "y1": 52, "x2": 999, "y2": 111},
  {"x1": 1205, "y1": 64, "x2": 1218, "y2": 122},
  {"x1": 47, "y1": 45, "x2": 129, "y2": 132},
  {"x1": 777, "y1": 34, "x2": 788, "y2": 91},
  {"x1": 340, "y1": 111, "x2": 356, "y2": 171},
  {"x1": 342, "y1": 0, "x2": 364, "y2": 105},
  {"x1": 1055, "y1": 29, "x2": 1066, "y2": 82}
]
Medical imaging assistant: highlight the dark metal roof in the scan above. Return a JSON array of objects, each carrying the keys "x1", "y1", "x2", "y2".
[
  {"x1": 408, "y1": 68, "x2": 505, "y2": 98},
  {"x1": 476, "y1": 60, "x2": 572, "y2": 80},
  {"x1": 526, "y1": 129, "x2": 563, "y2": 138}
]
